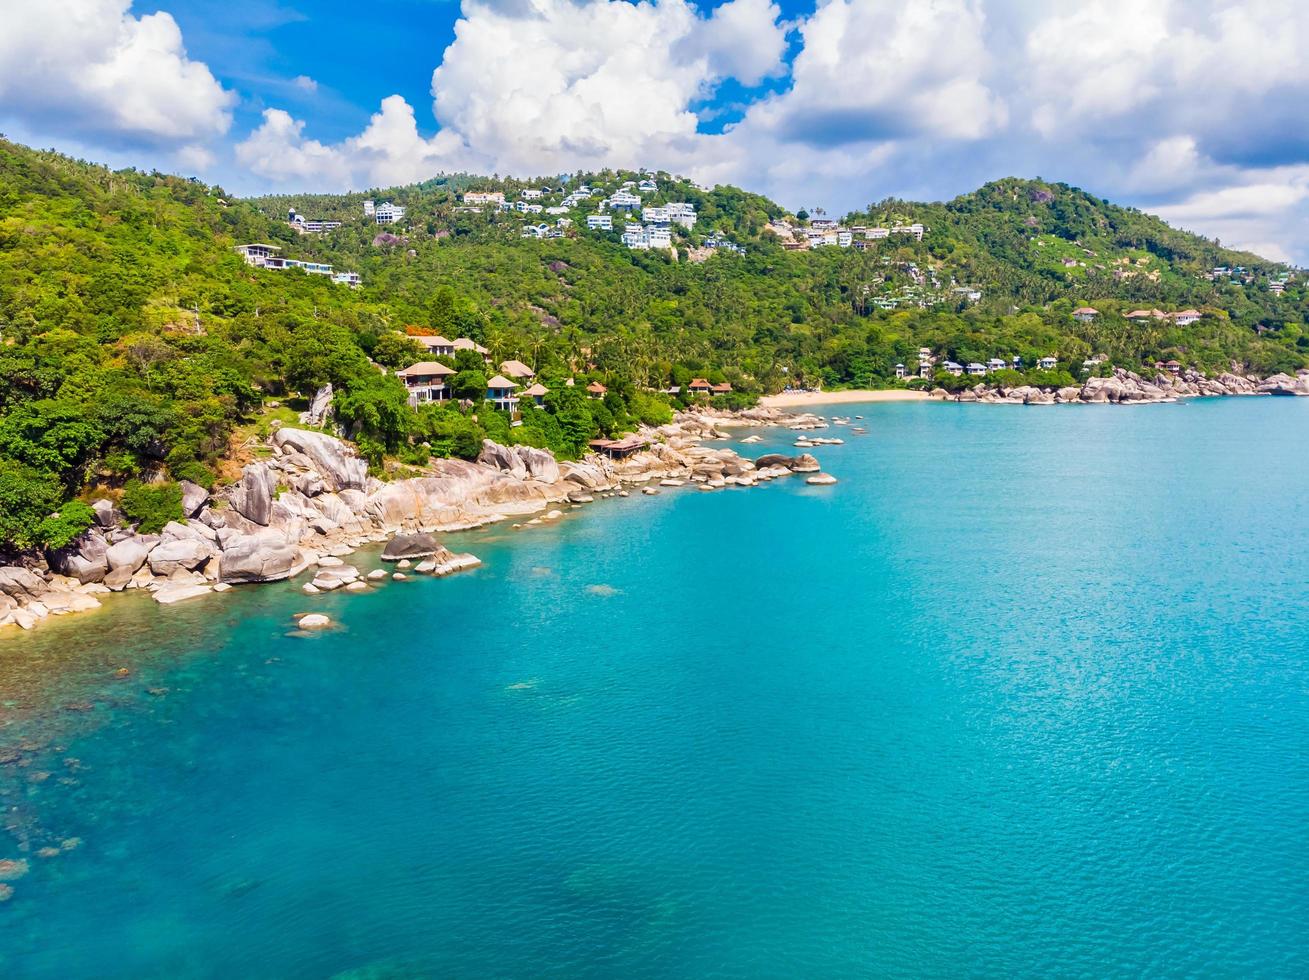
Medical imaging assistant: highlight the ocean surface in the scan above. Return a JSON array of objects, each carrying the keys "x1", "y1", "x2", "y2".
[{"x1": 1, "y1": 398, "x2": 1308, "y2": 978}]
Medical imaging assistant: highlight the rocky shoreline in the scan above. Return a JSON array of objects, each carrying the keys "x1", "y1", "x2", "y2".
[
  {"x1": 930, "y1": 368, "x2": 1309, "y2": 404},
  {"x1": 0, "y1": 408, "x2": 827, "y2": 632}
]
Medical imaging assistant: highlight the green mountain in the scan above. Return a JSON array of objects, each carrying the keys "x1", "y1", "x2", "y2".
[{"x1": 0, "y1": 137, "x2": 1305, "y2": 551}]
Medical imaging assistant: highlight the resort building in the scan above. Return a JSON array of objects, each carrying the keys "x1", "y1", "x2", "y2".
[
  {"x1": 522, "y1": 382, "x2": 549, "y2": 407},
  {"x1": 463, "y1": 191, "x2": 505, "y2": 205},
  {"x1": 234, "y1": 244, "x2": 360, "y2": 286},
  {"x1": 586, "y1": 381, "x2": 607, "y2": 399},
  {"x1": 895, "y1": 363, "x2": 907, "y2": 378},
  {"x1": 987, "y1": 358, "x2": 1008, "y2": 372},
  {"x1": 374, "y1": 202, "x2": 405, "y2": 225},
  {"x1": 396, "y1": 362, "x2": 455, "y2": 405},
  {"x1": 414, "y1": 335, "x2": 455, "y2": 356},
  {"x1": 485, "y1": 375, "x2": 519, "y2": 412},
  {"x1": 520, "y1": 188, "x2": 543, "y2": 200},
  {"x1": 363, "y1": 199, "x2": 375, "y2": 217},
  {"x1": 235, "y1": 243, "x2": 282, "y2": 265},
  {"x1": 288, "y1": 210, "x2": 342, "y2": 234},
  {"x1": 452, "y1": 338, "x2": 491, "y2": 364},
  {"x1": 1172, "y1": 309, "x2": 1202, "y2": 326},
  {"x1": 586, "y1": 214, "x2": 613, "y2": 231},
  {"x1": 499, "y1": 360, "x2": 535, "y2": 381},
  {"x1": 711, "y1": 382, "x2": 733, "y2": 395},
  {"x1": 943, "y1": 361, "x2": 964, "y2": 376},
  {"x1": 637, "y1": 178, "x2": 658, "y2": 193},
  {"x1": 589, "y1": 435, "x2": 648, "y2": 458},
  {"x1": 966, "y1": 362, "x2": 988, "y2": 376},
  {"x1": 1038, "y1": 356, "x2": 1058, "y2": 370},
  {"x1": 607, "y1": 190, "x2": 641, "y2": 211},
  {"x1": 1073, "y1": 306, "x2": 1099, "y2": 322},
  {"x1": 688, "y1": 378, "x2": 713, "y2": 395}
]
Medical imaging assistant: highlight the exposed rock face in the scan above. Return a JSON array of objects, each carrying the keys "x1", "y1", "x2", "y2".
[
  {"x1": 219, "y1": 533, "x2": 301, "y2": 583},
  {"x1": 1257, "y1": 373, "x2": 1309, "y2": 396},
  {"x1": 179, "y1": 480, "x2": 210, "y2": 517},
  {"x1": 46, "y1": 529, "x2": 109, "y2": 584},
  {"x1": 228, "y1": 463, "x2": 278, "y2": 526},
  {"x1": 381, "y1": 533, "x2": 443, "y2": 561},
  {"x1": 515, "y1": 445, "x2": 560, "y2": 483},
  {"x1": 305, "y1": 383, "x2": 334, "y2": 425},
  {"x1": 271, "y1": 428, "x2": 368, "y2": 491},
  {"x1": 477, "y1": 440, "x2": 528, "y2": 479},
  {"x1": 91, "y1": 499, "x2": 120, "y2": 527}
]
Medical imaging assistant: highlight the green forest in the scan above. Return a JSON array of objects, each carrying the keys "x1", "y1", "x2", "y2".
[{"x1": 0, "y1": 136, "x2": 1306, "y2": 553}]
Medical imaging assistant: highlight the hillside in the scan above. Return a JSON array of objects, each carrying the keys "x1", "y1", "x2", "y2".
[{"x1": 0, "y1": 137, "x2": 1306, "y2": 552}]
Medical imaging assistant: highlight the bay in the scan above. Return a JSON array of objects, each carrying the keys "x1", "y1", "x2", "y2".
[{"x1": 1, "y1": 398, "x2": 1307, "y2": 978}]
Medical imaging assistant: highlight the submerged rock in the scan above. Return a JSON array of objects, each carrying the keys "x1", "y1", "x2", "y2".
[{"x1": 806, "y1": 473, "x2": 838, "y2": 485}]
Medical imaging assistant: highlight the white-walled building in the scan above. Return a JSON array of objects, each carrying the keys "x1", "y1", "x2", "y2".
[
  {"x1": 362, "y1": 199, "x2": 375, "y2": 217},
  {"x1": 464, "y1": 191, "x2": 505, "y2": 205},
  {"x1": 587, "y1": 214, "x2": 613, "y2": 231},
  {"x1": 374, "y1": 202, "x2": 405, "y2": 225}
]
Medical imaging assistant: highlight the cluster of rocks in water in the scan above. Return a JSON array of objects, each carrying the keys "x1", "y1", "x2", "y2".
[
  {"x1": 0, "y1": 409, "x2": 829, "y2": 630},
  {"x1": 932, "y1": 367, "x2": 1309, "y2": 405}
]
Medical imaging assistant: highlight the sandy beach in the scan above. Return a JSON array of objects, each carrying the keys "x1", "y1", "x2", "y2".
[{"x1": 759, "y1": 389, "x2": 931, "y2": 408}]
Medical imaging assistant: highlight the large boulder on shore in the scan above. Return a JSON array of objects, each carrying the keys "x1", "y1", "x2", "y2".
[
  {"x1": 105, "y1": 536, "x2": 152, "y2": 575},
  {"x1": 228, "y1": 462, "x2": 278, "y2": 526},
  {"x1": 0, "y1": 567, "x2": 48, "y2": 601},
  {"x1": 514, "y1": 445, "x2": 561, "y2": 484},
  {"x1": 754, "y1": 453, "x2": 821, "y2": 473},
  {"x1": 179, "y1": 480, "x2": 210, "y2": 517},
  {"x1": 46, "y1": 529, "x2": 109, "y2": 584},
  {"x1": 219, "y1": 533, "x2": 301, "y2": 583},
  {"x1": 381, "y1": 532, "x2": 443, "y2": 561},
  {"x1": 477, "y1": 440, "x2": 528, "y2": 479},
  {"x1": 91, "y1": 499, "x2": 120, "y2": 528},
  {"x1": 271, "y1": 428, "x2": 368, "y2": 491},
  {"x1": 147, "y1": 538, "x2": 214, "y2": 577}
]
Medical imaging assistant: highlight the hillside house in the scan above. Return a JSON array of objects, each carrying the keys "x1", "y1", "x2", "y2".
[
  {"x1": 522, "y1": 382, "x2": 549, "y2": 407},
  {"x1": 1038, "y1": 356, "x2": 1058, "y2": 370},
  {"x1": 1073, "y1": 307, "x2": 1099, "y2": 322},
  {"x1": 500, "y1": 360, "x2": 535, "y2": 380},
  {"x1": 415, "y1": 335, "x2": 455, "y2": 356},
  {"x1": 396, "y1": 362, "x2": 455, "y2": 405},
  {"x1": 463, "y1": 191, "x2": 505, "y2": 205},
  {"x1": 586, "y1": 381, "x2": 607, "y2": 399},
  {"x1": 485, "y1": 375, "x2": 519, "y2": 411},
  {"x1": 688, "y1": 378, "x2": 713, "y2": 395},
  {"x1": 374, "y1": 202, "x2": 405, "y2": 225},
  {"x1": 586, "y1": 214, "x2": 613, "y2": 230}
]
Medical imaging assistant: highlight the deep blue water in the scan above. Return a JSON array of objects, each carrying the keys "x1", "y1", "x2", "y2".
[{"x1": 2, "y1": 398, "x2": 1308, "y2": 978}]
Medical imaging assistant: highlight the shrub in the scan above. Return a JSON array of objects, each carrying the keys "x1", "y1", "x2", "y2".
[
  {"x1": 171, "y1": 461, "x2": 216, "y2": 489},
  {"x1": 0, "y1": 460, "x2": 63, "y2": 550},
  {"x1": 35, "y1": 500, "x2": 97, "y2": 550},
  {"x1": 121, "y1": 481, "x2": 183, "y2": 534}
]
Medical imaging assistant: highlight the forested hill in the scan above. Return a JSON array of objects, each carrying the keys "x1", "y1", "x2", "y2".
[{"x1": 0, "y1": 137, "x2": 1306, "y2": 552}]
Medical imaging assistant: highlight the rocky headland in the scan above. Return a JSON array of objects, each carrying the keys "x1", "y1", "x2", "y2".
[
  {"x1": 931, "y1": 368, "x2": 1309, "y2": 405},
  {"x1": 0, "y1": 408, "x2": 826, "y2": 631}
]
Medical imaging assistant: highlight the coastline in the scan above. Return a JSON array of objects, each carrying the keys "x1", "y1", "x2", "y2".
[
  {"x1": 759, "y1": 389, "x2": 930, "y2": 408},
  {"x1": 0, "y1": 408, "x2": 828, "y2": 633}
]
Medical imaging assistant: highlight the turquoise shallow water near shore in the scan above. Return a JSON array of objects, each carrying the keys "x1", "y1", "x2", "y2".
[{"x1": 2, "y1": 398, "x2": 1308, "y2": 978}]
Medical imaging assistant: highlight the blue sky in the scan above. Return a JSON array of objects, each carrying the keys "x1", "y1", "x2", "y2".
[{"x1": 5, "y1": 0, "x2": 1309, "y2": 262}]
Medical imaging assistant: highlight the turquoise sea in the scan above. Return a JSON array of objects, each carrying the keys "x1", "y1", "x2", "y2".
[{"x1": 1, "y1": 398, "x2": 1308, "y2": 978}]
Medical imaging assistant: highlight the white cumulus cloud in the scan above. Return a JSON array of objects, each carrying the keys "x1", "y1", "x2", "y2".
[{"x1": 0, "y1": 0, "x2": 234, "y2": 145}]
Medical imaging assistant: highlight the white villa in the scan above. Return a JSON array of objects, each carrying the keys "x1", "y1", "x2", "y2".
[
  {"x1": 587, "y1": 214, "x2": 613, "y2": 231},
  {"x1": 374, "y1": 202, "x2": 405, "y2": 225},
  {"x1": 288, "y1": 210, "x2": 341, "y2": 234},
  {"x1": 234, "y1": 244, "x2": 360, "y2": 286},
  {"x1": 463, "y1": 191, "x2": 505, "y2": 205}
]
